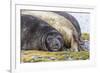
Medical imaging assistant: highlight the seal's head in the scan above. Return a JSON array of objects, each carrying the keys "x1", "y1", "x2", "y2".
[{"x1": 42, "y1": 31, "x2": 64, "y2": 52}]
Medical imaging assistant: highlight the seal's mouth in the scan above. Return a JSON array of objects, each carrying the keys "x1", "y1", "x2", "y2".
[{"x1": 41, "y1": 31, "x2": 64, "y2": 52}]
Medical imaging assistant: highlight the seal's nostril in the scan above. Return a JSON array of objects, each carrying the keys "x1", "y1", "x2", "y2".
[{"x1": 55, "y1": 43, "x2": 58, "y2": 46}]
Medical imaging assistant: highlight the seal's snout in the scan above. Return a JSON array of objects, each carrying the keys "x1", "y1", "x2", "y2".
[{"x1": 51, "y1": 39, "x2": 61, "y2": 49}]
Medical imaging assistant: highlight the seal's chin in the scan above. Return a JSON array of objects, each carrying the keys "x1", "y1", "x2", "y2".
[{"x1": 45, "y1": 33, "x2": 64, "y2": 52}]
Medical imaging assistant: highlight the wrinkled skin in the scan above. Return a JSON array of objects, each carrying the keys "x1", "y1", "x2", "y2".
[{"x1": 21, "y1": 14, "x2": 64, "y2": 51}]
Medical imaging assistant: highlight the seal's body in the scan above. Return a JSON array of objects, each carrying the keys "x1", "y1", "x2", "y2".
[
  {"x1": 21, "y1": 14, "x2": 64, "y2": 52},
  {"x1": 54, "y1": 11, "x2": 81, "y2": 37},
  {"x1": 54, "y1": 11, "x2": 84, "y2": 50}
]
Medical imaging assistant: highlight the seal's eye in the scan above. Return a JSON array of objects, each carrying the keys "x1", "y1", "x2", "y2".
[
  {"x1": 47, "y1": 37, "x2": 52, "y2": 41},
  {"x1": 47, "y1": 36, "x2": 53, "y2": 43}
]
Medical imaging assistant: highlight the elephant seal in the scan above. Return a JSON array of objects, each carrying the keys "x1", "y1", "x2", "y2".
[
  {"x1": 21, "y1": 14, "x2": 64, "y2": 52},
  {"x1": 21, "y1": 10, "x2": 81, "y2": 51}
]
